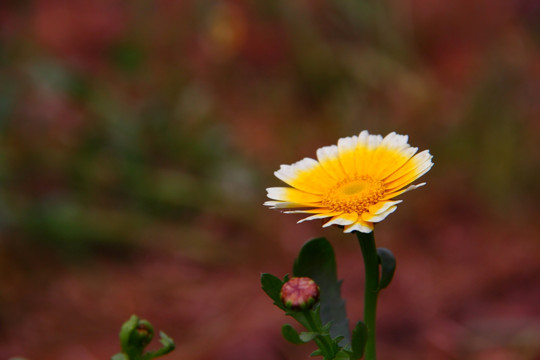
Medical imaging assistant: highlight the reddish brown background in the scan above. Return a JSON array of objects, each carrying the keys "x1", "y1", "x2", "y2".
[{"x1": 0, "y1": 0, "x2": 539, "y2": 359}]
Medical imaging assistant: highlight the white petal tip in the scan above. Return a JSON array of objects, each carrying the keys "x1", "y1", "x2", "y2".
[{"x1": 344, "y1": 222, "x2": 374, "y2": 233}]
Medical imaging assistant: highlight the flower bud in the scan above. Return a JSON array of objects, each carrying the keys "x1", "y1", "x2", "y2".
[
  {"x1": 280, "y1": 277, "x2": 320, "y2": 311},
  {"x1": 119, "y1": 315, "x2": 154, "y2": 354}
]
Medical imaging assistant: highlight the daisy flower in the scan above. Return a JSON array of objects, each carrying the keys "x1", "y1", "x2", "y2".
[{"x1": 265, "y1": 131, "x2": 433, "y2": 233}]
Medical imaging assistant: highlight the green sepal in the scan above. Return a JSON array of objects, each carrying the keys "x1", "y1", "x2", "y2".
[
  {"x1": 377, "y1": 248, "x2": 396, "y2": 290},
  {"x1": 285, "y1": 300, "x2": 321, "y2": 327},
  {"x1": 281, "y1": 324, "x2": 304, "y2": 344},
  {"x1": 293, "y1": 237, "x2": 350, "y2": 345},
  {"x1": 260, "y1": 273, "x2": 286, "y2": 310},
  {"x1": 350, "y1": 321, "x2": 368, "y2": 359}
]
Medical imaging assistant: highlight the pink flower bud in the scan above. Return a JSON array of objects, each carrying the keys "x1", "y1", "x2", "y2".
[{"x1": 280, "y1": 277, "x2": 320, "y2": 311}]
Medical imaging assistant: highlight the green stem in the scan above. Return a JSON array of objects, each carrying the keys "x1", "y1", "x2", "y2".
[
  {"x1": 303, "y1": 310, "x2": 334, "y2": 360},
  {"x1": 356, "y1": 231, "x2": 379, "y2": 360}
]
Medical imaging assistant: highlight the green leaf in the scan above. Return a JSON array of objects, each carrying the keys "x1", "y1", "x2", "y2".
[
  {"x1": 143, "y1": 331, "x2": 175, "y2": 359},
  {"x1": 332, "y1": 336, "x2": 344, "y2": 344},
  {"x1": 299, "y1": 331, "x2": 319, "y2": 342},
  {"x1": 158, "y1": 331, "x2": 175, "y2": 353},
  {"x1": 115, "y1": 315, "x2": 174, "y2": 360},
  {"x1": 293, "y1": 238, "x2": 350, "y2": 345},
  {"x1": 310, "y1": 349, "x2": 323, "y2": 357},
  {"x1": 281, "y1": 324, "x2": 304, "y2": 344},
  {"x1": 350, "y1": 321, "x2": 368, "y2": 359},
  {"x1": 377, "y1": 248, "x2": 396, "y2": 290},
  {"x1": 111, "y1": 355, "x2": 128, "y2": 360},
  {"x1": 118, "y1": 315, "x2": 154, "y2": 359},
  {"x1": 332, "y1": 350, "x2": 350, "y2": 360},
  {"x1": 260, "y1": 273, "x2": 286, "y2": 310}
]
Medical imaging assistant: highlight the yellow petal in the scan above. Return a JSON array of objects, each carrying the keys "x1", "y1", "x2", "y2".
[
  {"x1": 361, "y1": 205, "x2": 397, "y2": 222},
  {"x1": 297, "y1": 211, "x2": 343, "y2": 223},
  {"x1": 367, "y1": 200, "x2": 402, "y2": 215},
  {"x1": 384, "y1": 150, "x2": 433, "y2": 190},
  {"x1": 317, "y1": 145, "x2": 347, "y2": 181},
  {"x1": 337, "y1": 135, "x2": 359, "y2": 177},
  {"x1": 355, "y1": 131, "x2": 383, "y2": 175},
  {"x1": 323, "y1": 212, "x2": 358, "y2": 227},
  {"x1": 266, "y1": 187, "x2": 322, "y2": 204},
  {"x1": 343, "y1": 219, "x2": 374, "y2": 233},
  {"x1": 381, "y1": 183, "x2": 425, "y2": 200},
  {"x1": 263, "y1": 201, "x2": 311, "y2": 209},
  {"x1": 274, "y1": 157, "x2": 334, "y2": 194}
]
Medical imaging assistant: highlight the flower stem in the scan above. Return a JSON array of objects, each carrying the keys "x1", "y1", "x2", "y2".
[
  {"x1": 302, "y1": 310, "x2": 334, "y2": 360},
  {"x1": 356, "y1": 231, "x2": 379, "y2": 360}
]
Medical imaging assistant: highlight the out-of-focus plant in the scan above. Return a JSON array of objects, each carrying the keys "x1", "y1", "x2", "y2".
[
  {"x1": 112, "y1": 315, "x2": 175, "y2": 360},
  {"x1": 262, "y1": 131, "x2": 433, "y2": 359}
]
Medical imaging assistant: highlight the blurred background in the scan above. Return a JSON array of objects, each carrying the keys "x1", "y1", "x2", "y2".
[{"x1": 1, "y1": 0, "x2": 539, "y2": 359}]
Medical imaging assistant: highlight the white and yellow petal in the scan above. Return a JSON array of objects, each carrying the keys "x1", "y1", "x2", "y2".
[
  {"x1": 317, "y1": 145, "x2": 347, "y2": 180},
  {"x1": 266, "y1": 187, "x2": 322, "y2": 204},
  {"x1": 323, "y1": 213, "x2": 358, "y2": 228},
  {"x1": 337, "y1": 135, "x2": 359, "y2": 177},
  {"x1": 275, "y1": 158, "x2": 334, "y2": 194},
  {"x1": 265, "y1": 130, "x2": 433, "y2": 233},
  {"x1": 384, "y1": 150, "x2": 433, "y2": 191},
  {"x1": 344, "y1": 219, "x2": 374, "y2": 233}
]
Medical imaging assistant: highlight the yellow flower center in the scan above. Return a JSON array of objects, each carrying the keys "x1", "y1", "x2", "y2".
[{"x1": 322, "y1": 176, "x2": 385, "y2": 214}]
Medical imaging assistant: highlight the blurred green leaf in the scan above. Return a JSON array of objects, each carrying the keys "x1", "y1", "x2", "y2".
[
  {"x1": 299, "y1": 331, "x2": 319, "y2": 342},
  {"x1": 113, "y1": 315, "x2": 174, "y2": 360},
  {"x1": 293, "y1": 238, "x2": 350, "y2": 345},
  {"x1": 332, "y1": 350, "x2": 351, "y2": 360},
  {"x1": 377, "y1": 248, "x2": 396, "y2": 290},
  {"x1": 143, "y1": 331, "x2": 175, "y2": 359},
  {"x1": 260, "y1": 273, "x2": 286, "y2": 310},
  {"x1": 310, "y1": 349, "x2": 323, "y2": 357},
  {"x1": 109, "y1": 40, "x2": 145, "y2": 73},
  {"x1": 111, "y1": 355, "x2": 128, "y2": 360},
  {"x1": 350, "y1": 321, "x2": 368, "y2": 359}
]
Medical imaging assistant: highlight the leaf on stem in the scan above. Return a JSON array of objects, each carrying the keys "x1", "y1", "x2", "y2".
[
  {"x1": 332, "y1": 350, "x2": 351, "y2": 360},
  {"x1": 350, "y1": 321, "x2": 368, "y2": 359},
  {"x1": 281, "y1": 324, "x2": 304, "y2": 344},
  {"x1": 377, "y1": 248, "x2": 396, "y2": 290},
  {"x1": 292, "y1": 237, "x2": 350, "y2": 345},
  {"x1": 143, "y1": 331, "x2": 175, "y2": 359},
  {"x1": 299, "y1": 331, "x2": 319, "y2": 342},
  {"x1": 260, "y1": 273, "x2": 287, "y2": 310},
  {"x1": 310, "y1": 349, "x2": 323, "y2": 357},
  {"x1": 113, "y1": 315, "x2": 175, "y2": 360}
]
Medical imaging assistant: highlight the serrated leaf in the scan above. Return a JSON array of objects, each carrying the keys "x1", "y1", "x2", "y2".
[
  {"x1": 377, "y1": 248, "x2": 396, "y2": 290},
  {"x1": 261, "y1": 273, "x2": 285, "y2": 309},
  {"x1": 281, "y1": 324, "x2": 303, "y2": 344},
  {"x1": 293, "y1": 238, "x2": 350, "y2": 345},
  {"x1": 350, "y1": 321, "x2": 368, "y2": 359},
  {"x1": 299, "y1": 332, "x2": 319, "y2": 342}
]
